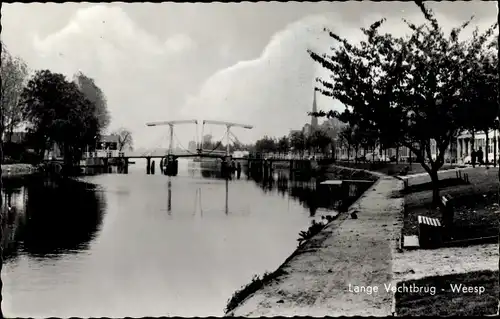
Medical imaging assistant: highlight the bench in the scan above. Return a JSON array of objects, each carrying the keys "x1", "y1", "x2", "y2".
[{"x1": 418, "y1": 215, "x2": 443, "y2": 248}]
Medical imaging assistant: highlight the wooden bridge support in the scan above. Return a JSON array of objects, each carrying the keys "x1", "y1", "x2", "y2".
[
  {"x1": 164, "y1": 156, "x2": 178, "y2": 176},
  {"x1": 124, "y1": 158, "x2": 129, "y2": 174}
]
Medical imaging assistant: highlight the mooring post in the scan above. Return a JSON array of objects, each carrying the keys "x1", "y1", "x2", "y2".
[
  {"x1": 151, "y1": 160, "x2": 156, "y2": 175},
  {"x1": 146, "y1": 157, "x2": 151, "y2": 174},
  {"x1": 124, "y1": 158, "x2": 129, "y2": 174}
]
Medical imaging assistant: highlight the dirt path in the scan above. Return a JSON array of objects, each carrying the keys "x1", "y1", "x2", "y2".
[{"x1": 229, "y1": 175, "x2": 405, "y2": 317}]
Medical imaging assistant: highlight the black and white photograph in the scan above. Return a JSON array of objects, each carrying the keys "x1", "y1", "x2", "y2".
[{"x1": 0, "y1": 1, "x2": 499, "y2": 317}]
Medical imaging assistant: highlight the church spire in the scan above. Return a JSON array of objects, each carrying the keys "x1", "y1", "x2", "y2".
[{"x1": 310, "y1": 89, "x2": 318, "y2": 133}]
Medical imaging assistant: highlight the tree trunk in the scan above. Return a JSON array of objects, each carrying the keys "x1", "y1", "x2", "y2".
[
  {"x1": 430, "y1": 168, "x2": 441, "y2": 206},
  {"x1": 0, "y1": 135, "x2": 4, "y2": 319},
  {"x1": 471, "y1": 130, "x2": 475, "y2": 150}
]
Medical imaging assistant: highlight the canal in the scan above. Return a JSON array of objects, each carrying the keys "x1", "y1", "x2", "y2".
[{"x1": 1, "y1": 159, "x2": 342, "y2": 318}]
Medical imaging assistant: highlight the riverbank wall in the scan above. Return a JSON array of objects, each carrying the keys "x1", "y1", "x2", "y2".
[
  {"x1": 1, "y1": 163, "x2": 38, "y2": 179},
  {"x1": 226, "y1": 164, "x2": 405, "y2": 316}
]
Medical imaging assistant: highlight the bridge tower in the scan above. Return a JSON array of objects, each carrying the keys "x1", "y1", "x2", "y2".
[
  {"x1": 202, "y1": 120, "x2": 253, "y2": 177},
  {"x1": 146, "y1": 120, "x2": 198, "y2": 176}
]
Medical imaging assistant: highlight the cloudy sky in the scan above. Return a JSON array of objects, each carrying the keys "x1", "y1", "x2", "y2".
[{"x1": 2, "y1": 2, "x2": 497, "y2": 150}]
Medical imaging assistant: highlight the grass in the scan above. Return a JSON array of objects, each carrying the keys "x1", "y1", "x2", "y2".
[
  {"x1": 224, "y1": 269, "x2": 287, "y2": 315},
  {"x1": 335, "y1": 161, "x2": 459, "y2": 176},
  {"x1": 297, "y1": 216, "x2": 336, "y2": 246},
  {"x1": 402, "y1": 167, "x2": 499, "y2": 241},
  {"x1": 224, "y1": 214, "x2": 339, "y2": 315},
  {"x1": 395, "y1": 270, "x2": 499, "y2": 316},
  {"x1": 402, "y1": 177, "x2": 469, "y2": 194}
]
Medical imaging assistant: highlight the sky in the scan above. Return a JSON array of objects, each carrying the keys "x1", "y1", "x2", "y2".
[{"x1": 2, "y1": 2, "x2": 497, "y2": 151}]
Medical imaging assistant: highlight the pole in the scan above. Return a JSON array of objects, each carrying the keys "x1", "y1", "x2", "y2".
[
  {"x1": 226, "y1": 125, "x2": 231, "y2": 156},
  {"x1": 169, "y1": 124, "x2": 174, "y2": 155}
]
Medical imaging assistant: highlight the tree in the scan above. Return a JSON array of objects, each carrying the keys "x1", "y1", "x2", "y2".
[
  {"x1": 1, "y1": 41, "x2": 29, "y2": 144},
  {"x1": 255, "y1": 135, "x2": 277, "y2": 154},
  {"x1": 460, "y1": 35, "x2": 498, "y2": 164},
  {"x1": 338, "y1": 126, "x2": 358, "y2": 162},
  {"x1": 20, "y1": 70, "x2": 101, "y2": 167},
  {"x1": 74, "y1": 71, "x2": 110, "y2": 133},
  {"x1": 277, "y1": 135, "x2": 290, "y2": 155},
  {"x1": 113, "y1": 128, "x2": 134, "y2": 151},
  {"x1": 308, "y1": 129, "x2": 332, "y2": 155},
  {"x1": 289, "y1": 131, "x2": 307, "y2": 156},
  {"x1": 309, "y1": 1, "x2": 497, "y2": 204}
]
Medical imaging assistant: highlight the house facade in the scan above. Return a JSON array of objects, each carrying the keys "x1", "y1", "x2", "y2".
[
  {"x1": 46, "y1": 134, "x2": 121, "y2": 159},
  {"x1": 456, "y1": 129, "x2": 499, "y2": 164}
]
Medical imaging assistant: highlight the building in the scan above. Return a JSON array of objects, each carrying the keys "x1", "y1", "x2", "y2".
[
  {"x1": 47, "y1": 134, "x2": 120, "y2": 160},
  {"x1": 97, "y1": 135, "x2": 119, "y2": 151},
  {"x1": 202, "y1": 134, "x2": 212, "y2": 144},
  {"x1": 188, "y1": 140, "x2": 197, "y2": 152},
  {"x1": 457, "y1": 129, "x2": 499, "y2": 163}
]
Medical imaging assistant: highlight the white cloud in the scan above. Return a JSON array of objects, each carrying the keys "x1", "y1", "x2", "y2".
[
  {"x1": 28, "y1": 5, "x2": 199, "y2": 149},
  {"x1": 180, "y1": 14, "x2": 362, "y2": 144},
  {"x1": 181, "y1": 10, "x2": 497, "y2": 145}
]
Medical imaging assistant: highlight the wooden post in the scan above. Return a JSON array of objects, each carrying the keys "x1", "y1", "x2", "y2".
[
  {"x1": 146, "y1": 157, "x2": 151, "y2": 175},
  {"x1": 124, "y1": 158, "x2": 129, "y2": 174}
]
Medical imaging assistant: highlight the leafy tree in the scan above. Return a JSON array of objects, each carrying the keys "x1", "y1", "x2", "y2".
[
  {"x1": 289, "y1": 131, "x2": 307, "y2": 156},
  {"x1": 74, "y1": 71, "x2": 110, "y2": 133},
  {"x1": 460, "y1": 35, "x2": 498, "y2": 163},
  {"x1": 308, "y1": 129, "x2": 332, "y2": 155},
  {"x1": 255, "y1": 135, "x2": 277, "y2": 154},
  {"x1": 1, "y1": 41, "x2": 29, "y2": 145},
  {"x1": 338, "y1": 126, "x2": 359, "y2": 162},
  {"x1": 20, "y1": 70, "x2": 101, "y2": 167},
  {"x1": 309, "y1": 2, "x2": 497, "y2": 204},
  {"x1": 277, "y1": 135, "x2": 290, "y2": 155},
  {"x1": 113, "y1": 128, "x2": 134, "y2": 151}
]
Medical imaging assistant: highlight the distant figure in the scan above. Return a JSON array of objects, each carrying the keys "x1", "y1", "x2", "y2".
[
  {"x1": 477, "y1": 147, "x2": 484, "y2": 166},
  {"x1": 471, "y1": 149, "x2": 476, "y2": 168},
  {"x1": 236, "y1": 162, "x2": 242, "y2": 179}
]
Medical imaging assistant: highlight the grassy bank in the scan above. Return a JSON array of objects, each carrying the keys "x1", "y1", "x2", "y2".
[
  {"x1": 403, "y1": 167, "x2": 499, "y2": 241},
  {"x1": 336, "y1": 161, "x2": 459, "y2": 176},
  {"x1": 224, "y1": 166, "x2": 378, "y2": 315},
  {"x1": 395, "y1": 270, "x2": 499, "y2": 316}
]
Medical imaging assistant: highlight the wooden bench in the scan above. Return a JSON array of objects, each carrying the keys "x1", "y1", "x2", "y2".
[{"x1": 418, "y1": 215, "x2": 443, "y2": 248}]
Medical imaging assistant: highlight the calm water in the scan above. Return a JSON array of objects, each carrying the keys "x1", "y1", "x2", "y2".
[{"x1": 1, "y1": 160, "x2": 339, "y2": 317}]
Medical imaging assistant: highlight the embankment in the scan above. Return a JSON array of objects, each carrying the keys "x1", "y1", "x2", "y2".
[
  {"x1": 1, "y1": 163, "x2": 37, "y2": 178},
  {"x1": 226, "y1": 164, "x2": 405, "y2": 316}
]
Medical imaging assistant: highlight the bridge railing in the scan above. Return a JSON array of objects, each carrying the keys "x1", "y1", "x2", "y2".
[{"x1": 84, "y1": 150, "x2": 125, "y2": 159}]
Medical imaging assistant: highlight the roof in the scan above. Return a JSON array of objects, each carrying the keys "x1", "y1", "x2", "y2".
[{"x1": 100, "y1": 134, "x2": 119, "y2": 143}]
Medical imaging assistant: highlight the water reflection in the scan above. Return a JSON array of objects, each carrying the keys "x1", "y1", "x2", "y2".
[
  {"x1": 168, "y1": 175, "x2": 230, "y2": 216},
  {"x1": 249, "y1": 169, "x2": 344, "y2": 217},
  {"x1": 2, "y1": 162, "x2": 352, "y2": 317},
  {"x1": 1, "y1": 176, "x2": 106, "y2": 261}
]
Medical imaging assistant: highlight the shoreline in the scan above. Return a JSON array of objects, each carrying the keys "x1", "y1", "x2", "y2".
[{"x1": 226, "y1": 165, "x2": 403, "y2": 316}]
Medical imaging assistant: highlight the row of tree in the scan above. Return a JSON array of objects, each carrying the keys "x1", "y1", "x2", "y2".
[
  {"x1": 307, "y1": 1, "x2": 498, "y2": 203},
  {"x1": 252, "y1": 129, "x2": 334, "y2": 156},
  {"x1": 1, "y1": 42, "x2": 134, "y2": 167}
]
